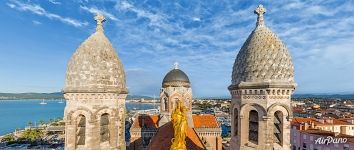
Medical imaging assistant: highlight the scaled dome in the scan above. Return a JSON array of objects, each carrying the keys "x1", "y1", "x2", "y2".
[
  {"x1": 162, "y1": 63, "x2": 190, "y2": 87},
  {"x1": 230, "y1": 5, "x2": 295, "y2": 89},
  {"x1": 63, "y1": 14, "x2": 127, "y2": 93}
]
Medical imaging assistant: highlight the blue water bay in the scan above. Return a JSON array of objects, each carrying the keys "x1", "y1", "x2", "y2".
[{"x1": 0, "y1": 100, "x2": 157, "y2": 135}]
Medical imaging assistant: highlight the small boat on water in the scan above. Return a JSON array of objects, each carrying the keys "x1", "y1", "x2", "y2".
[
  {"x1": 58, "y1": 99, "x2": 64, "y2": 103},
  {"x1": 40, "y1": 99, "x2": 47, "y2": 105}
]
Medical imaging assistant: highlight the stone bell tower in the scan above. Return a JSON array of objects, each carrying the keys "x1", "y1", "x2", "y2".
[
  {"x1": 63, "y1": 14, "x2": 128, "y2": 150},
  {"x1": 229, "y1": 5, "x2": 295, "y2": 150},
  {"x1": 159, "y1": 62, "x2": 193, "y2": 127}
]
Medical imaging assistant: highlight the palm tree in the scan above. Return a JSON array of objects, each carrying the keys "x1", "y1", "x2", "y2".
[
  {"x1": 27, "y1": 121, "x2": 33, "y2": 128},
  {"x1": 39, "y1": 120, "x2": 45, "y2": 127}
]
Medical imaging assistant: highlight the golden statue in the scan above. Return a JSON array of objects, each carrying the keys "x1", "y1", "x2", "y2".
[{"x1": 170, "y1": 100, "x2": 188, "y2": 150}]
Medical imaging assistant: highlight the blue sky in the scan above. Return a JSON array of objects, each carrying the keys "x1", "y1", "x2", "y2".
[{"x1": 1, "y1": 0, "x2": 354, "y2": 97}]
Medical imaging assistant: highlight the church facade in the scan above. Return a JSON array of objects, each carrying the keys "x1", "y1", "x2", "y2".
[
  {"x1": 61, "y1": 4, "x2": 297, "y2": 150},
  {"x1": 229, "y1": 5, "x2": 295, "y2": 150}
]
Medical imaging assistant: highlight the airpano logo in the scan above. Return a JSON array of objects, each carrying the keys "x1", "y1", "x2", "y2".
[{"x1": 315, "y1": 136, "x2": 348, "y2": 145}]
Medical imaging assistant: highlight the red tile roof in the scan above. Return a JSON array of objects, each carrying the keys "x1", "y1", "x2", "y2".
[
  {"x1": 131, "y1": 115, "x2": 159, "y2": 129},
  {"x1": 291, "y1": 117, "x2": 352, "y2": 126},
  {"x1": 192, "y1": 114, "x2": 219, "y2": 128},
  {"x1": 148, "y1": 122, "x2": 205, "y2": 150}
]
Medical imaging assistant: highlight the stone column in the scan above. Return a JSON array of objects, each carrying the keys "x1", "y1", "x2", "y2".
[
  {"x1": 65, "y1": 122, "x2": 76, "y2": 150},
  {"x1": 263, "y1": 116, "x2": 273, "y2": 150},
  {"x1": 283, "y1": 119, "x2": 291, "y2": 150},
  {"x1": 118, "y1": 113, "x2": 126, "y2": 150},
  {"x1": 86, "y1": 120, "x2": 100, "y2": 150},
  {"x1": 110, "y1": 115, "x2": 118, "y2": 150},
  {"x1": 238, "y1": 115, "x2": 247, "y2": 148}
]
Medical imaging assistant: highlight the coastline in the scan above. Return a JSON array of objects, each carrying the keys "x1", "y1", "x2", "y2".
[{"x1": 0, "y1": 100, "x2": 158, "y2": 136}]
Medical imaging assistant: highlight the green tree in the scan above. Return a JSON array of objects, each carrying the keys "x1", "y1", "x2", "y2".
[
  {"x1": 51, "y1": 122, "x2": 59, "y2": 126},
  {"x1": 1, "y1": 134, "x2": 15, "y2": 142},
  {"x1": 22, "y1": 129, "x2": 43, "y2": 142}
]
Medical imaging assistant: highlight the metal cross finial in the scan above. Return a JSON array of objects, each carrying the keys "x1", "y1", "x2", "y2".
[
  {"x1": 174, "y1": 62, "x2": 179, "y2": 69},
  {"x1": 94, "y1": 13, "x2": 106, "y2": 32},
  {"x1": 254, "y1": 4, "x2": 266, "y2": 27}
]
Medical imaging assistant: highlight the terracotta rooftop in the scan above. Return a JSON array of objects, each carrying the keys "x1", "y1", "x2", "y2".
[
  {"x1": 131, "y1": 114, "x2": 220, "y2": 129},
  {"x1": 292, "y1": 107, "x2": 305, "y2": 113},
  {"x1": 291, "y1": 117, "x2": 353, "y2": 126},
  {"x1": 148, "y1": 122, "x2": 205, "y2": 150},
  {"x1": 192, "y1": 114, "x2": 219, "y2": 128},
  {"x1": 131, "y1": 115, "x2": 159, "y2": 129},
  {"x1": 300, "y1": 129, "x2": 340, "y2": 136}
]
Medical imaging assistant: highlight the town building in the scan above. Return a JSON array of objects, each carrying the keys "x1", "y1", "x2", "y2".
[
  {"x1": 291, "y1": 118, "x2": 354, "y2": 150},
  {"x1": 292, "y1": 118, "x2": 354, "y2": 136},
  {"x1": 63, "y1": 14, "x2": 128, "y2": 150},
  {"x1": 228, "y1": 5, "x2": 295, "y2": 150}
]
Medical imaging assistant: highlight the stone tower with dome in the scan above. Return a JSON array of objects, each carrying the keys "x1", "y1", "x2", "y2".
[
  {"x1": 229, "y1": 5, "x2": 295, "y2": 150},
  {"x1": 129, "y1": 63, "x2": 222, "y2": 150},
  {"x1": 159, "y1": 62, "x2": 193, "y2": 127},
  {"x1": 63, "y1": 14, "x2": 128, "y2": 150}
]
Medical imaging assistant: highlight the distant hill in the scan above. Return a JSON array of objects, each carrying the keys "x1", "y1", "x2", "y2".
[
  {"x1": 197, "y1": 94, "x2": 354, "y2": 100},
  {"x1": 0, "y1": 92, "x2": 64, "y2": 100},
  {"x1": 0, "y1": 92, "x2": 153, "y2": 100},
  {"x1": 293, "y1": 94, "x2": 354, "y2": 99}
]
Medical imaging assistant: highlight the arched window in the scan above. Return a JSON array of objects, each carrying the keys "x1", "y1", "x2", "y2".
[
  {"x1": 77, "y1": 115, "x2": 86, "y2": 145},
  {"x1": 234, "y1": 108, "x2": 238, "y2": 136},
  {"x1": 100, "y1": 113, "x2": 110, "y2": 142},
  {"x1": 274, "y1": 111, "x2": 283, "y2": 145},
  {"x1": 164, "y1": 97, "x2": 168, "y2": 111},
  {"x1": 249, "y1": 110, "x2": 258, "y2": 144},
  {"x1": 142, "y1": 133, "x2": 151, "y2": 147}
]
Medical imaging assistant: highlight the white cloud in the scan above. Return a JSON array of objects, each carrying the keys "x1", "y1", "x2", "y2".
[
  {"x1": 192, "y1": 17, "x2": 201, "y2": 21},
  {"x1": 48, "y1": 0, "x2": 61, "y2": 5},
  {"x1": 80, "y1": 6, "x2": 118, "y2": 21},
  {"x1": 6, "y1": 3, "x2": 15, "y2": 8},
  {"x1": 32, "y1": 20, "x2": 42, "y2": 25},
  {"x1": 116, "y1": 1, "x2": 170, "y2": 29},
  {"x1": 8, "y1": 0, "x2": 88, "y2": 27},
  {"x1": 295, "y1": 39, "x2": 354, "y2": 93},
  {"x1": 4, "y1": 0, "x2": 353, "y2": 96},
  {"x1": 109, "y1": 0, "x2": 354, "y2": 96}
]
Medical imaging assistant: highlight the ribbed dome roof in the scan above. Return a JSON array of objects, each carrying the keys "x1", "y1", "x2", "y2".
[
  {"x1": 162, "y1": 63, "x2": 190, "y2": 84},
  {"x1": 231, "y1": 5, "x2": 295, "y2": 88},
  {"x1": 63, "y1": 14, "x2": 127, "y2": 93}
]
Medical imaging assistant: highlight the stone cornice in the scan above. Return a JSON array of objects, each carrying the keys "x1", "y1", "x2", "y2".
[
  {"x1": 63, "y1": 93, "x2": 127, "y2": 100},
  {"x1": 162, "y1": 81, "x2": 190, "y2": 88},
  {"x1": 62, "y1": 88, "x2": 128, "y2": 94},
  {"x1": 228, "y1": 81, "x2": 296, "y2": 90}
]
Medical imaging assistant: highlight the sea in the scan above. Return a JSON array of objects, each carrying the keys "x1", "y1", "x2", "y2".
[{"x1": 0, "y1": 99, "x2": 158, "y2": 135}]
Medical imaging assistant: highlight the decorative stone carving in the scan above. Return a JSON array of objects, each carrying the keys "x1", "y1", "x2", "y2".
[
  {"x1": 63, "y1": 14, "x2": 127, "y2": 94},
  {"x1": 230, "y1": 4, "x2": 295, "y2": 89},
  {"x1": 63, "y1": 14, "x2": 128, "y2": 150},
  {"x1": 229, "y1": 5, "x2": 294, "y2": 150}
]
